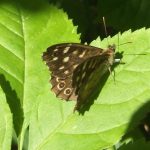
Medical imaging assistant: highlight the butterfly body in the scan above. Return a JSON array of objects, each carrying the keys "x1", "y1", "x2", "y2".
[{"x1": 43, "y1": 43, "x2": 117, "y2": 111}]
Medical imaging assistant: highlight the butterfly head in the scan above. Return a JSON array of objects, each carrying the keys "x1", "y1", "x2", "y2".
[{"x1": 107, "y1": 44, "x2": 116, "y2": 52}]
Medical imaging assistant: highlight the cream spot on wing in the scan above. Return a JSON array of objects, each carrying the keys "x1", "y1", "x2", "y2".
[
  {"x1": 64, "y1": 70, "x2": 69, "y2": 74},
  {"x1": 57, "y1": 81, "x2": 65, "y2": 90},
  {"x1": 63, "y1": 57, "x2": 69, "y2": 62},
  {"x1": 82, "y1": 72, "x2": 86, "y2": 79},
  {"x1": 73, "y1": 64, "x2": 78, "y2": 69},
  {"x1": 64, "y1": 88, "x2": 72, "y2": 95},
  {"x1": 79, "y1": 51, "x2": 86, "y2": 58},
  {"x1": 82, "y1": 62, "x2": 87, "y2": 70},
  {"x1": 63, "y1": 47, "x2": 70, "y2": 53},
  {"x1": 52, "y1": 57, "x2": 58, "y2": 61},
  {"x1": 73, "y1": 50, "x2": 78, "y2": 55},
  {"x1": 54, "y1": 49, "x2": 58, "y2": 52},
  {"x1": 56, "y1": 77, "x2": 60, "y2": 82},
  {"x1": 59, "y1": 66, "x2": 65, "y2": 70},
  {"x1": 91, "y1": 61, "x2": 97, "y2": 68}
]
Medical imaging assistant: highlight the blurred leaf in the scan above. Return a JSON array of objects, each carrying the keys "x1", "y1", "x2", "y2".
[
  {"x1": 0, "y1": 85, "x2": 12, "y2": 150},
  {"x1": 98, "y1": 0, "x2": 150, "y2": 31},
  {"x1": 118, "y1": 138, "x2": 150, "y2": 150}
]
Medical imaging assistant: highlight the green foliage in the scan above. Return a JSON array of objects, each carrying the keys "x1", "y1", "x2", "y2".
[
  {"x1": 118, "y1": 138, "x2": 150, "y2": 150},
  {"x1": 0, "y1": 85, "x2": 12, "y2": 150},
  {"x1": 0, "y1": 0, "x2": 150, "y2": 150}
]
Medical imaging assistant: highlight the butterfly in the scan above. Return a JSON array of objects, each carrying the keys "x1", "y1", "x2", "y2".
[{"x1": 42, "y1": 43, "x2": 120, "y2": 112}]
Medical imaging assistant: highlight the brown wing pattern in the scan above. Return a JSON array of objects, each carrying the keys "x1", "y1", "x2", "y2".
[
  {"x1": 50, "y1": 75, "x2": 77, "y2": 100},
  {"x1": 42, "y1": 43, "x2": 115, "y2": 111},
  {"x1": 73, "y1": 55, "x2": 112, "y2": 111},
  {"x1": 42, "y1": 43, "x2": 104, "y2": 101},
  {"x1": 42, "y1": 43, "x2": 103, "y2": 78}
]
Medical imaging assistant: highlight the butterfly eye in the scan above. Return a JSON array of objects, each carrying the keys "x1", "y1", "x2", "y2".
[
  {"x1": 64, "y1": 88, "x2": 72, "y2": 95},
  {"x1": 108, "y1": 44, "x2": 116, "y2": 52},
  {"x1": 57, "y1": 81, "x2": 66, "y2": 90}
]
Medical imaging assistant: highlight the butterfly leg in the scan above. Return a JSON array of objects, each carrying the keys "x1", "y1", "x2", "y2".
[{"x1": 108, "y1": 67, "x2": 116, "y2": 83}]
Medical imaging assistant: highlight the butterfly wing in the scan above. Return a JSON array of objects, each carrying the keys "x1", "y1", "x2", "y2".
[
  {"x1": 43, "y1": 43, "x2": 116, "y2": 112},
  {"x1": 43, "y1": 43, "x2": 104, "y2": 78},
  {"x1": 50, "y1": 75, "x2": 77, "y2": 100},
  {"x1": 42, "y1": 43, "x2": 104, "y2": 101},
  {"x1": 73, "y1": 54, "x2": 113, "y2": 111}
]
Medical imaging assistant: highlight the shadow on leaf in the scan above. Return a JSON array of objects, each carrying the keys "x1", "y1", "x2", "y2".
[
  {"x1": 75, "y1": 51, "x2": 124, "y2": 115},
  {"x1": 120, "y1": 100, "x2": 150, "y2": 149},
  {"x1": 0, "y1": 74, "x2": 23, "y2": 136}
]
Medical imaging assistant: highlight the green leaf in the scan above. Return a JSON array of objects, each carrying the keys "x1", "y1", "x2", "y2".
[
  {"x1": 0, "y1": 85, "x2": 13, "y2": 150},
  {"x1": 0, "y1": 0, "x2": 150, "y2": 149},
  {"x1": 29, "y1": 28, "x2": 150, "y2": 150},
  {"x1": 0, "y1": 0, "x2": 80, "y2": 149}
]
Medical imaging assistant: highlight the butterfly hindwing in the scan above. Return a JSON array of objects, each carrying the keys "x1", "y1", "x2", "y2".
[
  {"x1": 74, "y1": 56, "x2": 113, "y2": 110},
  {"x1": 50, "y1": 75, "x2": 77, "y2": 100},
  {"x1": 72, "y1": 53, "x2": 112, "y2": 110}
]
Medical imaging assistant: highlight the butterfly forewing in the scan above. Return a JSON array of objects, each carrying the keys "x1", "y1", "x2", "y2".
[{"x1": 43, "y1": 43, "x2": 103, "y2": 78}]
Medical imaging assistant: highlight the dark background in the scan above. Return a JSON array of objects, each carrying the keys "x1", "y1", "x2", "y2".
[{"x1": 50, "y1": 0, "x2": 150, "y2": 43}]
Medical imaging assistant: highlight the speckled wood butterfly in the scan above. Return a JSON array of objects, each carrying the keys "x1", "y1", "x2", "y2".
[{"x1": 43, "y1": 43, "x2": 120, "y2": 111}]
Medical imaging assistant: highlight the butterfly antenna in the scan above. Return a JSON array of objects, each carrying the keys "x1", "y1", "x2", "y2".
[
  {"x1": 118, "y1": 33, "x2": 120, "y2": 52},
  {"x1": 103, "y1": 16, "x2": 109, "y2": 45}
]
